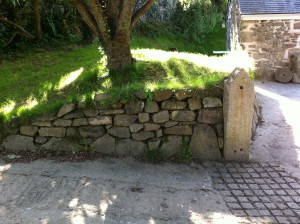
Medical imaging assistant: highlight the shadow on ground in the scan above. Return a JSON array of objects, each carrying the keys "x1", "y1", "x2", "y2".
[
  {"x1": 250, "y1": 81, "x2": 300, "y2": 165},
  {"x1": 0, "y1": 158, "x2": 246, "y2": 224}
]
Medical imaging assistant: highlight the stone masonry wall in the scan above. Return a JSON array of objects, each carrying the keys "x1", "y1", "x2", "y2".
[
  {"x1": 1, "y1": 89, "x2": 225, "y2": 161},
  {"x1": 240, "y1": 19, "x2": 300, "y2": 80}
]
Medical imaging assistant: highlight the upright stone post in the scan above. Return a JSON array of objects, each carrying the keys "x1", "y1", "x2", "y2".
[
  {"x1": 290, "y1": 54, "x2": 300, "y2": 84},
  {"x1": 223, "y1": 68, "x2": 254, "y2": 162}
]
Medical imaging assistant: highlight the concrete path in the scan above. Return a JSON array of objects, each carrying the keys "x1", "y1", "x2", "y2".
[
  {"x1": 250, "y1": 81, "x2": 300, "y2": 165},
  {"x1": 0, "y1": 158, "x2": 245, "y2": 224},
  {"x1": 250, "y1": 81, "x2": 300, "y2": 180},
  {"x1": 0, "y1": 81, "x2": 300, "y2": 224}
]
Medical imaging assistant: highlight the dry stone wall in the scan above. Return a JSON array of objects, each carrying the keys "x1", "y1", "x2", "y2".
[
  {"x1": 240, "y1": 19, "x2": 300, "y2": 80},
  {"x1": 1, "y1": 89, "x2": 225, "y2": 161}
]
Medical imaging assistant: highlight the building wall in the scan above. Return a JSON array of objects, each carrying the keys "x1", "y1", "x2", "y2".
[{"x1": 240, "y1": 19, "x2": 300, "y2": 80}]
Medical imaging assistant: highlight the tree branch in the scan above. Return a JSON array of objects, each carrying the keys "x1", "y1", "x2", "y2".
[
  {"x1": 67, "y1": 0, "x2": 100, "y2": 37},
  {"x1": 117, "y1": 0, "x2": 135, "y2": 35},
  {"x1": 130, "y1": 0, "x2": 156, "y2": 30},
  {"x1": 85, "y1": 0, "x2": 109, "y2": 44},
  {"x1": 0, "y1": 14, "x2": 35, "y2": 40},
  {"x1": 4, "y1": 33, "x2": 17, "y2": 47}
]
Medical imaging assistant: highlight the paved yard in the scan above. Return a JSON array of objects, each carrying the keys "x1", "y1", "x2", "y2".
[{"x1": 0, "y1": 81, "x2": 300, "y2": 224}]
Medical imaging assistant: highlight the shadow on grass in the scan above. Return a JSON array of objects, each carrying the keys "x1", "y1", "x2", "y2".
[{"x1": 0, "y1": 45, "x2": 102, "y2": 125}]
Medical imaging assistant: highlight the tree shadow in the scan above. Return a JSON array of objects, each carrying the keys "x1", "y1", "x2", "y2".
[{"x1": 0, "y1": 158, "x2": 246, "y2": 224}]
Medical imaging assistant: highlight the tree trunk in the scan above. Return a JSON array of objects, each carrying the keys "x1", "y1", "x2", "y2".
[
  {"x1": 33, "y1": 0, "x2": 42, "y2": 40},
  {"x1": 106, "y1": 35, "x2": 132, "y2": 70},
  {"x1": 67, "y1": 0, "x2": 157, "y2": 71}
]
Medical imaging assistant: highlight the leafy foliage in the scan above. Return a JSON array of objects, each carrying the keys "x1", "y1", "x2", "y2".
[
  {"x1": 170, "y1": 0, "x2": 224, "y2": 44},
  {"x1": 0, "y1": 0, "x2": 88, "y2": 51}
]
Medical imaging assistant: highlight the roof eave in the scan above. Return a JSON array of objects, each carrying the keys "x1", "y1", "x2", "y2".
[{"x1": 241, "y1": 13, "x2": 300, "y2": 21}]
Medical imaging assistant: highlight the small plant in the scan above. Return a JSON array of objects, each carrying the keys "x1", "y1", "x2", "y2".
[
  {"x1": 146, "y1": 90, "x2": 153, "y2": 103},
  {"x1": 145, "y1": 149, "x2": 163, "y2": 163},
  {"x1": 83, "y1": 94, "x2": 95, "y2": 108},
  {"x1": 177, "y1": 138, "x2": 192, "y2": 164}
]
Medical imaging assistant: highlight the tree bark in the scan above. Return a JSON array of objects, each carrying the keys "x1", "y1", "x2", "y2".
[
  {"x1": 67, "y1": 0, "x2": 156, "y2": 71},
  {"x1": 107, "y1": 35, "x2": 132, "y2": 70},
  {"x1": 0, "y1": 14, "x2": 35, "y2": 40},
  {"x1": 33, "y1": 0, "x2": 42, "y2": 40},
  {"x1": 67, "y1": 0, "x2": 100, "y2": 37}
]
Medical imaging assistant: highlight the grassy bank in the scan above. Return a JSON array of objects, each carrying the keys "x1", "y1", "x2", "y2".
[{"x1": 0, "y1": 33, "x2": 253, "y2": 124}]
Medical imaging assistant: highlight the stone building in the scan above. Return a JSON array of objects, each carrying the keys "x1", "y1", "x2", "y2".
[{"x1": 227, "y1": 0, "x2": 300, "y2": 80}]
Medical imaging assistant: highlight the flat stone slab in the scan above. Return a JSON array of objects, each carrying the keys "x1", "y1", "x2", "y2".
[
  {"x1": 107, "y1": 127, "x2": 131, "y2": 138},
  {"x1": 78, "y1": 126, "x2": 106, "y2": 138},
  {"x1": 57, "y1": 103, "x2": 76, "y2": 117},
  {"x1": 88, "y1": 116, "x2": 112, "y2": 125},
  {"x1": 144, "y1": 101, "x2": 159, "y2": 113},
  {"x1": 1, "y1": 135, "x2": 36, "y2": 151},
  {"x1": 190, "y1": 124, "x2": 221, "y2": 160},
  {"x1": 20, "y1": 126, "x2": 39, "y2": 136},
  {"x1": 125, "y1": 101, "x2": 144, "y2": 114},
  {"x1": 132, "y1": 131, "x2": 155, "y2": 141},
  {"x1": 114, "y1": 115, "x2": 137, "y2": 126},
  {"x1": 153, "y1": 90, "x2": 173, "y2": 102},
  {"x1": 170, "y1": 110, "x2": 196, "y2": 122},
  {"x1": 161, "y1": 101, "x2": 187, "y2": 110},
  {"x1": 39, "y1": 127, "x2": 66, "y2": 138},
  {"x1": 198, "y1": 108, "x2": 223, "y2": 124},
  {"x1": 116, "y1": 140, "x2": 146, "y2": 156},
  {"x1": 152, "y1": 111, "x2": 169, "y2": 123},
  {"x1": 90, "y1": 134, "x2": 116, "y2": 154},
  {"x1": 164, "y1": 125, "x2": 193, "y2": 135},
  {"x1": 53, "y1": 119, "x2": 72, "y2": 127},
  {"x1": 203, "y1": 97, "x2": 222, "y2": 108},
  {"x1": 40, "y1": 138, "x2": 80, "y2": 152},
  {"x1": 160, "y1": 135, "x2": 183, "y2": 158}
]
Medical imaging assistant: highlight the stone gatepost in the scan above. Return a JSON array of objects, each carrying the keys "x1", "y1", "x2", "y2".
[
  {"x1": 223, "y1": 68, "x2": 254, "y2": 162},
  {"x1": 290, "y1": 54, "x2": 300, "y2": 83}
]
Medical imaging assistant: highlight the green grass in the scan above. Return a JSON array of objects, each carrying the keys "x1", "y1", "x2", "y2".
[
  {"x1": 131, "y1": 27, "x2": 227, "y2": 54},
  {"x1": 0, "y1": 33, "x2": 253, "y2": 125},
  {"x1": 0, "y1": 44, "x2": 102, "y2": 122}
]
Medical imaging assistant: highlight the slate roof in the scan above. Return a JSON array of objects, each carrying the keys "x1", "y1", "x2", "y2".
[{"x1": 239, "y1": 0, "x2": 300, "y2": 15}]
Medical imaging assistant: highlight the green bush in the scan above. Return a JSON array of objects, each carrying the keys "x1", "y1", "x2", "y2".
[
  {"x1": 132, "y1": 0, "x2": 225, "y2": 45},
  {"x1": 0, "y1": 0, "x2": 87, "y2": 51},
  {"x1": 171, "y1": 0, "x2": 224, "y2": 44},
  {"x1": 133, "y1": 22, "x2": 168, "y2": 38}
]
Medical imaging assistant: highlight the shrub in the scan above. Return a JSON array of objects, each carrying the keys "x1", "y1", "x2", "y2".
[{"x1": 171, "y1": 0, "x2": 224, "y2": 44}]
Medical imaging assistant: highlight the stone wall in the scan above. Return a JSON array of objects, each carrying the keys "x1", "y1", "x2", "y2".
[
  {"x1": 240, "y1": 19, "x2": 300, "y2": 80},
  {"x1": 1, "y1": 88, "x2": 225, "y2": 161}
]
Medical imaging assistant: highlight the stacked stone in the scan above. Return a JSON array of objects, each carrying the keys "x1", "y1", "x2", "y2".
[
  {"x1": 1, "y1": 89, "x2": 225, "y2": 160},
  {"x1": 240, "y1": 19, "x2": 300, "y2": 81}
]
